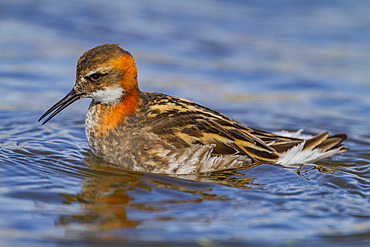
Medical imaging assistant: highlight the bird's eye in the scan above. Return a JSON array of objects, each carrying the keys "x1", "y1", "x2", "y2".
[{"x1": 90, "y1": 73, "x2": 101, "y2": 81}]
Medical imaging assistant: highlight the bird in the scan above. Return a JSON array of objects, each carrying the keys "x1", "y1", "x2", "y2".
[{"x1": 39, "y1": 43, "x2": 348, "y2": 174}]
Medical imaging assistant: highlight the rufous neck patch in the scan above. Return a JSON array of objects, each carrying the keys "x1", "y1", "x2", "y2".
[
  {"x1": 93, "y1": 53, "x2": 140, "y2": 135},
  {"x1": 97, "y1": 90, "x2": 140, "y2": 134},
  {"x1": 109, "y1": 54, "x2": 138, "y2": 92}
]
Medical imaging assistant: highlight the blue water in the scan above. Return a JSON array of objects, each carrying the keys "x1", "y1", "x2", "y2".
[{"x1": 0, "y1": 1, "x2": 369, "y2": 246}]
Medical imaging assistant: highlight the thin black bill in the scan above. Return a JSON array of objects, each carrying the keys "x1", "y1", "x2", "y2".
[{"x1": 38, "y1": 88, "x2": 85, "y2": 125}]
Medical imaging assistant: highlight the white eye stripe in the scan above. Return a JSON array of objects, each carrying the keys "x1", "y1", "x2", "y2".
[{"x1": 91, "y1": 86, "x2": 124, "y2": 104}]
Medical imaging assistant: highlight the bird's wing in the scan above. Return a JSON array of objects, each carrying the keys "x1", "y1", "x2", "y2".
[
  {"x1": 141, "y1": 93, "x2": 282, "y2": 162},
  {"x1": 141, "y1": 92, "x2": 347, "y2": 165}
]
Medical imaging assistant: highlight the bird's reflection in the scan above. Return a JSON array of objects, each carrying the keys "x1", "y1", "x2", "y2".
[{"x1": 57, "y1": 151, "x2": 340, "y2": 231}]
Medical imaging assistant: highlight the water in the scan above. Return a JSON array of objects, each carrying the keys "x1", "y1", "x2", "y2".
[{"x1": 1, "y1": 0, "x2": 369, "y2": 246}]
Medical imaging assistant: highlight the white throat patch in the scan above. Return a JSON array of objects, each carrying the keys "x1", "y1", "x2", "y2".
[{"x1": 91, "y1": 86, "x2": 124, "y2": 104}]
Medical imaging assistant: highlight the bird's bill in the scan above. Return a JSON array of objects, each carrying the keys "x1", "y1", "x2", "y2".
[{"x1": 38, "y1": 88, "x2": 84, "y2": 125}]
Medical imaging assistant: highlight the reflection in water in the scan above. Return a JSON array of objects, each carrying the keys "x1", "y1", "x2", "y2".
[
  {"x1": 58, "y1": 152, "x2": 257, "y2": 231},
  {"x1": 59, "y1": 156, "x2": 140, "y2": 230},
  {"x1": 57, "y1": 152, "x2": 344, "y2": 232}
]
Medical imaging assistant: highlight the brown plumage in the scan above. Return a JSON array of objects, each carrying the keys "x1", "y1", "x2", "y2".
[{"x1": 39, "y1": 44, "x2": 348, "y2": 174}]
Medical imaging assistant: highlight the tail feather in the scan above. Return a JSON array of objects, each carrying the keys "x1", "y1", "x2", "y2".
[
  {"x1": 303, "y1": 131, "x2": 329, "y2": 150},
  {"x1": 317, "y1": 133, "x2": 347, "y2": 151},
  {"x1": 274, "y1": 131, "x2": 347, "y2": 166},
  {"x1": 270, "y1": 141, "x2": 301, "y2": 153}
]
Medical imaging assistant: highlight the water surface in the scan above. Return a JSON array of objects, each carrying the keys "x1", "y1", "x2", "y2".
[{"x1": 0, "y1": 1, "x2": 369, "y2": 246}]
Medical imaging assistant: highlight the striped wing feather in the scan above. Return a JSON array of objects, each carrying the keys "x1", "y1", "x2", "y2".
[{"x1": 142, "y1": 92, "x2": 347, "y2": 164}]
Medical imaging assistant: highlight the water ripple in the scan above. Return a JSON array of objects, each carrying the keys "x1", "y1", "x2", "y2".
[{"x1": 1, "y1": 0, "x2": 370, "y2": 246}]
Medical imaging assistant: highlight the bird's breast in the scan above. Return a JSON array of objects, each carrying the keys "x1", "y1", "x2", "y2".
[{"x1": 85, "y1": 103, "x2": 139, "y2": 164}]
